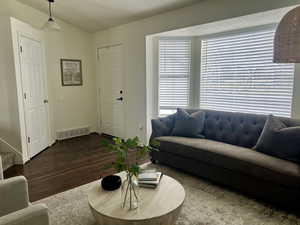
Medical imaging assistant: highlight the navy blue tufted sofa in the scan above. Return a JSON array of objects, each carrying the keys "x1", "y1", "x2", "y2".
[{"x1": 150, "y1": 109, "x2": 300, "y2": 208}]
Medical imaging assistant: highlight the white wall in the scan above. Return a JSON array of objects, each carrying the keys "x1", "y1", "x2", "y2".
[
  {"x1": 1, "y1": 0, "x2": 97, "y2": 145},
  {"x1": 1, "y1": 0, "x2": 300, "y2": 154},
  {"x1": 0, "y1": 16, "x2": 22, "y2": 161},
  {"x1": 0, "y1": 0, "x2": 97, "y2": 163},
  {"x1": 93, "y1": 0, "x2": 300, "y2": 143}
]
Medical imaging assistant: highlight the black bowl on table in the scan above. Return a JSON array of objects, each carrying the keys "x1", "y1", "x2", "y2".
[{"x1": 101, "y1": 175, "x2": 122, "y2": 191}]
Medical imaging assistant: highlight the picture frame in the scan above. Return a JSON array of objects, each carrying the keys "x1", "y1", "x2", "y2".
[{"x1": 60, "y1": 59, "x2": 83, "y2": 86}]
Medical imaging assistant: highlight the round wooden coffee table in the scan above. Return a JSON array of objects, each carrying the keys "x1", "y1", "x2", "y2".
[{"x1": 88, "y1": 172, "x2": 185, "y2": 225}]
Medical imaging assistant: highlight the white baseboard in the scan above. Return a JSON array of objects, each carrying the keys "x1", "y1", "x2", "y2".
[{"x1": 0, "y1": 137, "x2": 23, "y2": 165}]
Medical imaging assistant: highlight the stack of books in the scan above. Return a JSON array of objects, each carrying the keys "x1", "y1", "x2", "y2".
[{"x1": 138, "y1": 169, "x2": 163, "y2": 189}]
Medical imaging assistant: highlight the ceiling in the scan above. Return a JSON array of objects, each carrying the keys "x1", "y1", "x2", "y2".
[
  {"x1": 156, "y1": 6, "x2": 292, "y2": 37},
  {"x1": 18, "y1": 0, "x2": 202, "y2": 32}
]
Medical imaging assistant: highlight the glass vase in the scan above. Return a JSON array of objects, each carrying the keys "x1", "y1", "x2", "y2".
[{"x1": 121, "y1": 173, "x2": 140, "y2": 210}]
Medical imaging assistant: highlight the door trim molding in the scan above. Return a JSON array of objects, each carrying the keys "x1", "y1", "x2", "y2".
[
  {"x1": 96, "y1": 44, "x2": 126, "y2": 138},
  {"x1": 10, "y1": 17, "x2": 51, "y2": 163}
]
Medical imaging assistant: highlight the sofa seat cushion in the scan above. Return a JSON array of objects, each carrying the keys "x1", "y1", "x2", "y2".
[{"x1": 155, "y1": 136, "x2": 300, "y2": 188}]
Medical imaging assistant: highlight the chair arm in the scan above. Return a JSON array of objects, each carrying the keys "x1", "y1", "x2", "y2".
[
  {"x1": 0, "y1": 156, "x2": 3, "y2": 180},
  {"x1": 0, "y1": 176, "x2": 29, "y2": 217},
  {"x1": 0, "y1": 204, "x2": 49, "y2": 225}
]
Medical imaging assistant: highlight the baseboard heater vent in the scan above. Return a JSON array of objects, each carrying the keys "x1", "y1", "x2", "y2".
[{"x1": 56, "y1": 127, "x2": 90, "y2": 140}]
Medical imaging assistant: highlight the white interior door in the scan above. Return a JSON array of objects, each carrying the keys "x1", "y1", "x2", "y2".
[
  {"x1": 97, "y1": 45, "x2": 125, "y2": 138},
  {"x1": 19, "y1": 35, "x2": 49, "y2": 158}
]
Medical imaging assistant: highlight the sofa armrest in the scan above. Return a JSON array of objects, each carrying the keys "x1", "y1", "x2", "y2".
[
  {"x1": 0, "y1": 176, "x2": 29, "y2": 217},
  {"x1": 0, "y1": 204, "x2": 49, "y2": 225}
]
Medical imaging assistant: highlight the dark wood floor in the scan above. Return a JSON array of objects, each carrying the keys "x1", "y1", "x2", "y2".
[{"x1": 4, "y1": 133, "x2": 149, "y2": 202}]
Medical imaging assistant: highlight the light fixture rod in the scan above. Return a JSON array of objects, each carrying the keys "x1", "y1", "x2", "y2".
[
  {"x1": 43, "y1": 0, "x2": 60, "y2": 31},
  {"x1": 48, "y1": 0, "x2": 55, "y2": 19},
  {"x1": 48, "y1": 1, "x2": 52, "y2": 19}
]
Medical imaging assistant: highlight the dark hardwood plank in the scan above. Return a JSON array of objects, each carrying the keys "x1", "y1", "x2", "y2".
[{"x1": 4, "y1": 133, "x2": 149, "y2": 202}]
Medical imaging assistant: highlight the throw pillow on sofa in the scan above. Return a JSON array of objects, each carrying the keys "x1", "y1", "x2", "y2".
[
  {"x1": 171, "y1": 108, "x2": 205, "y2": 138},
  {"x1": 254, "y1": 115, "x2": 300, "y2": 164},
  {"x1": 151, "y1": 114, "x2": 175, "y2": 138}
]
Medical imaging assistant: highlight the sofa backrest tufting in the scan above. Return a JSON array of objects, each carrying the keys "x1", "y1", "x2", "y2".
[
  {"x1": 201, "y1": 109, "x2": 265, "y2": 148},
  {"x1": 184, "y1": 109, "x2": 300, "y2": 148},
  {"x1": 152, "y1": 109, "x2": 300, "y2": 148}
]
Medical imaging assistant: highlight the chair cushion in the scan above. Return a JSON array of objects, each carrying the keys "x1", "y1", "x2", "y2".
[
  {"x1": 155, "y1": 136, "x2": 300, "y2": 188},
  {"x1": 254, "y1": 115, "x2": 300, "y2": 164},
  {"x1": 171, "y1": 108, "x2": 205, "y2": 138}
]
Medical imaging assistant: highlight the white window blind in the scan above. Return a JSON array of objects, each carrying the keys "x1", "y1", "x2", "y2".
[
  {"x1": 159, "y1": 39, "x2": 192, "y2": 115},
  {"x1": 200, "y1": 28, "x2": 295, "y2": 117}
]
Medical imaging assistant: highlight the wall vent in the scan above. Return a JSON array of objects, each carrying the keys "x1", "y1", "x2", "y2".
[{"x1": 56, "y1": 126, "x2": 90, "y2": 140}]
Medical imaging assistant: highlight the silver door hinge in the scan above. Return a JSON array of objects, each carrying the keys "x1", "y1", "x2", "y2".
[
  {"x1": 20, "y1": 46, "x2": 23, "y2": 53},
  {"x1": 27, "y1": 137, "x2": 30, "y2": 143}
]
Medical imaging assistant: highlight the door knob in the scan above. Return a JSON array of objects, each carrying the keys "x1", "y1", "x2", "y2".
[
  {"x1": 44, "y1": 99, "x2": 49, "y2": 104},
  {"x1": 116, "y1": 97, "x2": 123, "y2": 101}
]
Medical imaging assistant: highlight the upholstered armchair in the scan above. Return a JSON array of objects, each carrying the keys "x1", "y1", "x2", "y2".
[{"x1": 0, "y1": 156, "x2": 50, "y2": 225}]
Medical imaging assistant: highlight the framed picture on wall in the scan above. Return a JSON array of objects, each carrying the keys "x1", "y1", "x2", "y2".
[{"x1": 60, "y1": 59, "x2": 83, "y2": 86}]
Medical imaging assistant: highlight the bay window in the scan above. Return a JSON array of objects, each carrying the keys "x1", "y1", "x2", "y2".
[{"x1": 158, "y1": 26, "x2": 295, "y2": 117}]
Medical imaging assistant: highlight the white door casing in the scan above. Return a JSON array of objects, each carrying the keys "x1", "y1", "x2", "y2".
[
  {"x1": 97, "y1": 45, "x2": 125, "y2": 138},
  {"x1": 19, "y1": 35, "x2": 50, "y2": 158}
]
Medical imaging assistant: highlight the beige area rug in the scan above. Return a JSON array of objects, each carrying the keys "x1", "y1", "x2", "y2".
[{"x1": 36, "y1": 163, "x2": 300, "y2": 225}]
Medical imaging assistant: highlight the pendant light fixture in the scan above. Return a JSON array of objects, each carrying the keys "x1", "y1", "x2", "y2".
[
  {"x1": 43, "y1": 0, "x2": 61, "y2": 31},
  {"x1": 274, "y1": 6, "x2": 300, "y2": 63}
]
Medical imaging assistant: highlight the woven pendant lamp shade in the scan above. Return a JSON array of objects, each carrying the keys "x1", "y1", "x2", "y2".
[{"x1": 274, "y1": 6, "x2": 300, "y2": 63}]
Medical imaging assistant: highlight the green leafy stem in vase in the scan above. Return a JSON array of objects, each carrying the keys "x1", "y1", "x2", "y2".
[
  {"x1": 101, "y1": 136, "x2": 159, "y2": 209},
  {"x1": 101, "y1": 136, "x2": 159, "y2": 176}
]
